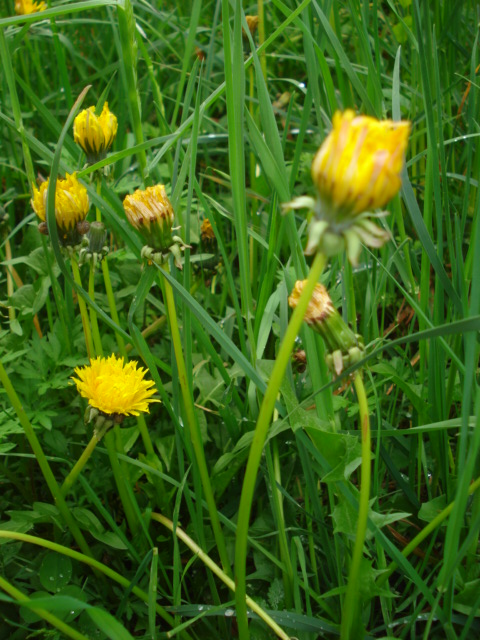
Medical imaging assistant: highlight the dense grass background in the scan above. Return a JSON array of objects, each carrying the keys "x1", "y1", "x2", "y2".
[{"x1": 1, "y1": 1, "x2": 479, "y2": 638}]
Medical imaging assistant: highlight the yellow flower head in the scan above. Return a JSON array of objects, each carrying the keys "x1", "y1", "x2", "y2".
[
  {"x1": 73, "y1": 103, "x2": 118, "y2": 163},
  {"x1": 15, "y1": 0, "x2": 46, "y2": 14},
  {"x1": 31, "y1": 173, "x2": 90, "y2": 244},
  {"x1": 285, "y1": 110, "x2": 410, "y2": 264},
  {"x1": 288, "y1": 281, "x2": 335, "y2": 327},
  {"x1": 311, "y1": 110, "x2": 410, "y2": 218},
  {"x1": 72, "y1": 355, "x2": 159, "y2": 417}
]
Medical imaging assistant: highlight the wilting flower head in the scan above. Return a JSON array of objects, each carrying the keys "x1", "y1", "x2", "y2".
[
  {"x1": 72, "y1": 354, "x2": 159, "y2": 418},
  {"x1": 289, "y1": 280, "x2": 364, "y2": 376},
  {"x1": 200, "y1": 219, "x2": 216, "y2": 250},
  {"x1": 15, "y1": 0, "x2": 46, "y2": 14},
  {"x1": 123, "y1": 185, "x2": 187, "y2": 267},
  {"x1": 285, "y1": 110, "x2": 410, "y2": 264},
  {"x1": 243, "y1": 15, "x2": 259, "y2": 38},
  {"x1": 73, "y1": 103, "x2": 118, "y2": 163},
  {"x1": 32, "y1": 173, "x2": 90, "y2": 246}
]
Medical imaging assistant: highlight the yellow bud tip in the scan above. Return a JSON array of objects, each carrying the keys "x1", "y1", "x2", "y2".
[
  {"x1": 31, "y1": 173, "x2": 89, "y2": 232},
  {"x1": 15, "y1": 0, "x2": 46, "y2": 14},
  {"x1": 311, "y1": 110, "x2": 411, "y2": 217},
  {"x1": 73, "y1": 103, "x2": 118, "y2": 161},
  {"x1": 288, "y1": 281, "x2": 335, "y2": 326}
]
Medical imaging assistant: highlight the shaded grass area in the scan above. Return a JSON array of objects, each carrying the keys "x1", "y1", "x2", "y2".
[{"x1": 1, "y1": 1, "x2": 479, "y2": 639}]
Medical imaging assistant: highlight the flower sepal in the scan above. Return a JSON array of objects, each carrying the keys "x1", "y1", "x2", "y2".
[
  {"x1": 79, "y1": 221, "x2": 109, "y2": 266},
  {"x1": 83, "y1": 405, "x2": 123, "y2": 440}
]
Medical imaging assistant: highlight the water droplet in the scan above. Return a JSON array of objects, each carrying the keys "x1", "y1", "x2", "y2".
[
  {"x1": 198, "y1": 605, "x2": 203, "y2": 611},
  {"x1": 49, "y1": 576, "x2": 54, "y2": 581},
  {"x1": 225, "y1": 609, "x2": 234, "y2": 617},
  {"x1": 59, "y1": 574, "x2": 63, "y2": 578}
]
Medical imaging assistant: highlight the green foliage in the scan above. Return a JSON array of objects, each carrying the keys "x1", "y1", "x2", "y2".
[{"x1": 0, "y1": 0, "x2": 479, "y2": 639}]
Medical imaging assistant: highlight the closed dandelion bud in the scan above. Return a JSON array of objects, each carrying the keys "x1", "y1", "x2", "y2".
[
  {"x1": 288, "y1": 280, "x2": 364, "y2": 376},
  {"x1": 73, "y1": 103, "x2": 118, "y2": 164},
  {"x1": 79, "y1": 221, "x2": 109, "y2": 265},
  {"x1": 123, "y1": 184, "x2": 188, "y2": 267},
  {"x1": 243, "y1": 15, "x2": 259, "y2": 38},
  {"x1": 15, "y1": 0, "x2": 46, "y2": 14},
  {"x1": 285, "y1": 110, "x2": 410, "y2": 264},
  {"x1": 31, "y1": 173, "x2": 90, "y2": 247}
]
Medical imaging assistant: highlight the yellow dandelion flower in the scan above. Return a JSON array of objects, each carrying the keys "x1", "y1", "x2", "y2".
[
  {"x1": 73, "y1": 103, "x2": 118, "y2": 163},
  {"x1": 311, "y1": 110, "x2": 410, "y2": 218},
  {"x1": 31, "y1": 173, "x2": 90, "y2": 245},
  {"x1": 72, "y1": 354, "x2": 159, "y2": 417},
  {"x1": 15, "y1": 0, "x2": 46, "y2": 15},
  {"x1": 285, "y1": 110, "x2": 410, "y2": 264}
]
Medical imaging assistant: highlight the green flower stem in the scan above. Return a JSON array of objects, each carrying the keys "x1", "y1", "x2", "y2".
[
  {"x1": 234, "y1": 251, "x2": 326, "y2": 640},
  {"x1": 151, "y1": 512, "x2": 290, "y2": 640},
  {"x1": 0, "y1": 575, "x2": 89, "y2": 640},
  {"x1": 60, "y1": 435, "x2": 99, "y2": 498},
  {"x1": 340, "y1": 371, "x2": 371, "y2": 640},
  {"x1": 95, "y1": 175, "x2": 102, "y2": 222},
  {"x1": 41, "y1": 235, "x2": 71, "y2": 352},
  {"x1": 104, "y1": 429, "x2": 139, "y2": 536},
  {"x1": 70, "y1": 255, "x2": 94, "y2": 360},
  {"x1": 0, "y1": 358, "x2": 93, "y2": 559},
  {"x1": 0, "y1": 530, "x2": 193, "y2": 640},
  {"x1": 160, "y1": 265, "x2": 231, "y2": 576},
  {"x1": 95, "y1": 176, "x2": 127, "y2": 357},
  {"x1": 88, "y1": 263, "x2": 104, "y2": 357},
  {"x1": 101, "y1": 256, "x2": 127, "y2": 357},
  {"x1": 378, "y1": 475, "x2": 480, "y2": 586}
]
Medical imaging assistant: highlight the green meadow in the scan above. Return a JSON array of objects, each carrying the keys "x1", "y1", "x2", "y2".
[{"x1": 1, "y1": 1, "x2": 479, "y2": 639}]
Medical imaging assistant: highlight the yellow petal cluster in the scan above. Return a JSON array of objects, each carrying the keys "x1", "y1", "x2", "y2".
[
  {"x1": 72, "y1": 355, "x2": 159, "y2": 417},
  {"x1": 123, "y1": 185, "x2": 174, "y2": 231},
  {"x1": 31, "y1": 173, "x2": 89, "y2": 232},
  {"x1": 73, "y1": 103, "x2": 118, "y2": 161},
  {"x1": 15, "y1": 0, "x2": 46, "y2": 14},
  {"x1": 311, "y1": 110, "x2": 410, "y2": 218},
  {"x1": 288, "y1": 281, "x2": 335, "y2": 327}
]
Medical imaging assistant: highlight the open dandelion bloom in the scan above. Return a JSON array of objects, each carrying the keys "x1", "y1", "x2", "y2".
[
  {"x1": 73, "y1": 103, "x2": 118, "y2": 163},
  {"x1": 285, "y1": 110, "x2": 410, "y2": 264},
  {"x1": 32, "y1": 173, "x2": 90, "y2": 245},
  {"x1": 15, "y1": 0, "x2": 46, "y2": 14},
  {"x1": 124, "y1": 185, "x2": 187, "y2": 267},
  {"x1": 289, "y1": 280, "x2": 364, "y2": 375},
  {"x1": 72, "y1": 355, "x2": 159, "y2": 417}
]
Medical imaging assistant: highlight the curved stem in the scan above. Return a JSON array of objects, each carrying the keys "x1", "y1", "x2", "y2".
[
  {"x1": 151, "y1": 512, "x2": 290, "y2": 640},
  {"x1": 234, "y1": 251, "x2": 326, "y2": 639},
  {"x1": 71, "y1": 255, "x2": 94, "y2": 359},
  {"x1": 88, "y1": 262, "x2": 103, "y2": 357},
  {"x1": 0, "y1": 575, "x2": 89, "y2": 640},
  {"x1": 160, "y1": 264, "x2": 231, "y2": 576},
  {"x1": 340, "y1": 372, "x2": 371, "y2": 640},
  {"x1": 0, "y1": 530, "x2": 193, "y2": 640},
  {"x1": 61, "y1": 435, "x2": 98, "y2": 498}
]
